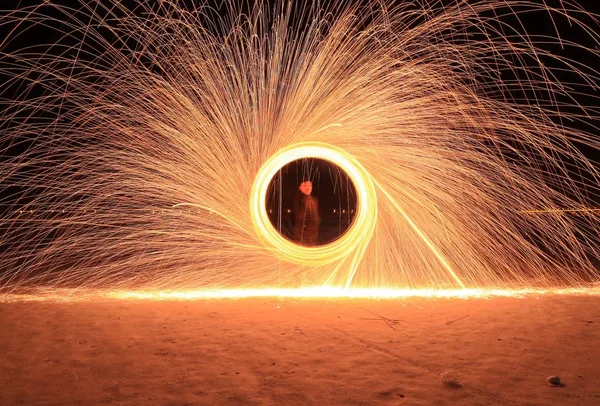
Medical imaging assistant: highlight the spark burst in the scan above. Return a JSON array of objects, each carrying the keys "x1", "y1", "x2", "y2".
[{"x1": 0, "y1": 0, "x2": 599, "y2": 294}]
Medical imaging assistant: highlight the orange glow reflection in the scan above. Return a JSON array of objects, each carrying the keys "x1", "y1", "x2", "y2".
[{"x1": 2, "y1": 287, "x2": 600, "y2": 303}]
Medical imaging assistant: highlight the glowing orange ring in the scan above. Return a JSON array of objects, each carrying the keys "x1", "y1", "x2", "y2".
[{"x1": 250, "y1": 142, "x2": 377, "y2": 265}]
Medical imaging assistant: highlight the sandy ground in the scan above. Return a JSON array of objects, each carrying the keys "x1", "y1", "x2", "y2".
[{"x1": 1, "y1": 294, "x2": 599, "y2": 405}]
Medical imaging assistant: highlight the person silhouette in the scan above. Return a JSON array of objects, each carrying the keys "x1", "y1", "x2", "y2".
[{"x1": 293, "y1": 180, "x2": 320, "y2": 246}]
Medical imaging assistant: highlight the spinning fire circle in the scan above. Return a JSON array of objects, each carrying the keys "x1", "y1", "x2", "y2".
[{"x1": 250, "y1": 142, "x2": 377, "y2": 265}]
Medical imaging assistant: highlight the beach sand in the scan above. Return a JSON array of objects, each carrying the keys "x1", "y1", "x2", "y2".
[{"x1": 1, "y1": 294, "x2": 599, "y2": 405}]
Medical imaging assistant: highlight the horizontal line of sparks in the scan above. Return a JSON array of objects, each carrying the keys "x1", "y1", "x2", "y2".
[{"x1": 1, "y1": 287, "x2": 600, "y2": 302}]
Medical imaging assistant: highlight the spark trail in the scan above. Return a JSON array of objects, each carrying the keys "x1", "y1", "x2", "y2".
[{"x1": 0, "y1": 0, "x2": 599, "y2": 293}]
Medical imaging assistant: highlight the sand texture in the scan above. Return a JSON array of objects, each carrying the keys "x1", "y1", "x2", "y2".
[{"x1": 1, "y1": 295, "x2": 599, "y2": 405}]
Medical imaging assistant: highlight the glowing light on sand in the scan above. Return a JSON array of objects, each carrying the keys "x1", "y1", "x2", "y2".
[
  {"x1": 2, "y1": 287, "x2": 600, "y2": 303},
  {"x1": 0, "y1": 1, "x2": 599, "y2": 292}
]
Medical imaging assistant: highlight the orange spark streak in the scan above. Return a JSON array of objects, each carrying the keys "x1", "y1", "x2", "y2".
[{"x1": 2, "y1": 287, "x2": 600, "y2": 303}]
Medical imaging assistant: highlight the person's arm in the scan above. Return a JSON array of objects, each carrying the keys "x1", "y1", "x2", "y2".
[{"x1": 293, "y1": 196, "x2": 302, "y2": 225}]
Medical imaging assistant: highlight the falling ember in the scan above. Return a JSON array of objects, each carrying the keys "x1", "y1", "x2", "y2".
[{"x1": 0, "y1": 1, "x2": 599, "y2": 293}]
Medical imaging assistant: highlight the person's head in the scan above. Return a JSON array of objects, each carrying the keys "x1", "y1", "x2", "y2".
[{"x1": 299, "y1": 180, "x2": 312, "y2": 195}]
